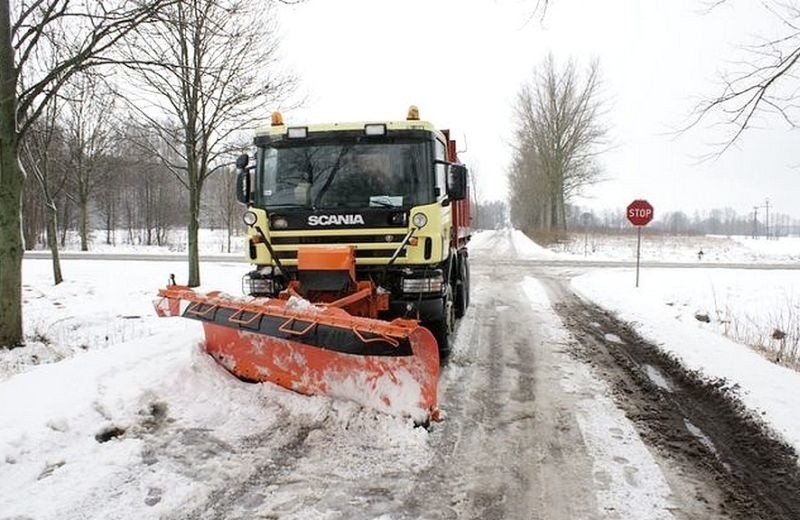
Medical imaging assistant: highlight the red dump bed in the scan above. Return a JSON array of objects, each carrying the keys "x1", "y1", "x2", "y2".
[{"x1": 442, "y1": 130, "x2": 471, "y2": 248}]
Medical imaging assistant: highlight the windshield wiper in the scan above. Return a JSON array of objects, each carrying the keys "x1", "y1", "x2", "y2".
[
  {"x1": 266, "y1": 203, "x2": 308, "y2": 209},
  {"x1": 312, "y1": 147, "x2": 350, "y2": 209},
  {"x1": 369, "y1": 198, "x2": 397, "y2": 208}
]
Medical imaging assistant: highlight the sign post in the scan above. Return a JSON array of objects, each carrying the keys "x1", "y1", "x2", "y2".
[
  {"x1": 626, "y1": 199, "x2": 654, "y2": 287},
  {"x1": 581, "y1": 212, "x2": 592, "y2": 257}
]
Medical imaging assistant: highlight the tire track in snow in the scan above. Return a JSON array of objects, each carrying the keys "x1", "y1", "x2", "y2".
[
  {"x1": 168, "y1": 423, "x2": 316, "y2": 520},
  {"x1": 542, "y1": 275, "x2": 800, "y2": 520},
  {"x1": 401, "y1": 263, "x2": 600, "y2": 519}
]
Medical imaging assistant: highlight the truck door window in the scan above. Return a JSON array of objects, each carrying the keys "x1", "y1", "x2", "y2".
[
  {"x1": 435, "y1": 140, "x2": 446, "y2": 199},
  {"x1": 261, "y1": 147, "x2": 278, "y2": 198}
]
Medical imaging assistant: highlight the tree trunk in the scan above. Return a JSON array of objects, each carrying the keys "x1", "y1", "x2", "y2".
[
  {"x1": 0, "y1": 137, "x2": 24, "y2": 347},
  {"x1": 125, "y1": 201, "x2": 134, "y2": 244},
  {"x1": 105, "y1": 199, "x2": 114, "y2": 245},
  {"x1": 45, "y1": 202, "x2": 63, "y2": 284},
  {"x1": 79, "y1": 195, "x2": 89, "y2": 251},
  {"x1": 60, "y1": 197, "x2": 69, "y2": 247},
  {"x1": 0, "y1": 0, "x2": 24, "y2": 346},
  {"x1": 187, "y1": 176, "x2": 201, "y2": 287}
]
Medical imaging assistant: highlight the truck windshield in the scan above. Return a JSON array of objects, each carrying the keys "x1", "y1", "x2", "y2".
[{"x1": 257, "y1": 140, "x2": 433, "y2": 209}]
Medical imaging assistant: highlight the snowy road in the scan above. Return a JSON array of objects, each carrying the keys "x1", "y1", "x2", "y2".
[{"x1": 3, "y1": 230, "x2": 800, "y2": 519}]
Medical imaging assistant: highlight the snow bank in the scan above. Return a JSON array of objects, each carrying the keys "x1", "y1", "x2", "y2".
[
  {"x1": 522, "y1": 278, "x2": 675, "y2": 519},
  {"x1": 548, "y1": 232, "x2": 800, "y2": 264},
  {"x1": 573, "y1": 269, "x2": 800, "y2": 453},
  {"x1": 511, "y1": 230, "x2": 558, "y2": 259},
  {"x1": 3, "y1": 259, "x2": 245, "y2": 379},
  {"x1": 469, "y1": 228, "x2": 557, "y2": 259}
]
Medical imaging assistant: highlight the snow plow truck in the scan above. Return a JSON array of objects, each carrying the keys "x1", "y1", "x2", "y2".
[{"x1": 155, "y1": 107, "x2": 471, "y2": 423}]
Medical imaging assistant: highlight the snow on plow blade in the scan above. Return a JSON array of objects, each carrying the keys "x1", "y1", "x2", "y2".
[{"x1": 154, "y1": 286, "x2": 440, "y2": 423}]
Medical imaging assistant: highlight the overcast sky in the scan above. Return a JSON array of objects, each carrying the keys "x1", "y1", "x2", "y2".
[{"x1": 275, "y1": 0, "x2": 800, "y2": 219}]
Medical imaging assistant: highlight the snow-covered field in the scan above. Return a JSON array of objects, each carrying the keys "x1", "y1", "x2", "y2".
[
  {"x1": 572, "y1": 268, "x2": 800, "y2": 454},
  {"x1": 575, "y1": 268, "x2": 800, "y2": 367},
  {"x1": 29, "y1": 228, "x2": 248, "y2": 255},
  {"x1": 547, "y1": 231, "x2": 800, "y2": 263},
  {"x1": 3, "y1": 259, "x2": 245, "y2": 380}
]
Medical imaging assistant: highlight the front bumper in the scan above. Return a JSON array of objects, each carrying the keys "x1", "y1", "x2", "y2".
[{"x1": 388, "y1": 296, "x2": 445, "y2": 322}]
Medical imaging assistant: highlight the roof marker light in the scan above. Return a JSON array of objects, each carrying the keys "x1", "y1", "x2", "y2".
[
  {"x1": 407, "y1": 105, "x2": 420, "y2": 121},
  {"x1": 271, "y1": 111, "x2": 284, "y2": 126},
  {"x1": 364, "y1": 124, "x2": 386, "y2": 136},
  {"x1": 287, "y1": 127, "x2": 308, "y2": 139}
]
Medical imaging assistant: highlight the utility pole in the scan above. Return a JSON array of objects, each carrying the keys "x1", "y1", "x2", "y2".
[
  {"x1": 582, "y1": 212, "x2": 592, "y2": 257},
  {"x1": 764, "y1": 198, "x2": 770, "y2": 240},
  {"x1": 753, "y1": 206, "x2": 759, "y2": 239}
]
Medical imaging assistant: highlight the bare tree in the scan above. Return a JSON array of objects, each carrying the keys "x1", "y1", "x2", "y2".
[
  {"x1": 21, "y1": 174, "x2": 44, "y2": 248},
  {"x1": 20, "y1": 97, "x2": 69, "y2": 284},
  {"x1": 0, "y1": 0, "x2": 174, "y2": 347},
  {"x1": 509, "y1": 55, "x2": 607, "y2": 235},
  {"x1": 62, "y1": 74, "x2": 117, "y2": 251},
  {"x1": 204, "y1": 165, "x2": 239, "y2": 253},
  {"x1": 110, "y1": 122, "x2": 184, "y2": 247},
  {"x1": 121, "y1": 0, "x2": 295, "y2": 287},
  {"x1": 690, "y1": 1, "x2": 800, "y2": 153}
]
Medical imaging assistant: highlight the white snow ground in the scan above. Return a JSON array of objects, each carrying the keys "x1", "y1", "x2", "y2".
[
  {"x1": 2, "y1": 259, "x2": 245, "y2": 379},
  {"x1": 482, "y1": 227, "x2": 800, "y2": 458},
  {"x1": 521, "y1": 278, "x2": 675, "y2": 519},
  {"x1": 1, "y1": 259, "x2": 428, "y2": 519},
  {"x1": 4, "y1": 230, "x2": 800, "y2": 518},
  {"x1": 546, "y1": 231, "x2": 800, "y2": 263},
  {"x1": 571, "y1": 268, "x2": 800, "y2": 455}
]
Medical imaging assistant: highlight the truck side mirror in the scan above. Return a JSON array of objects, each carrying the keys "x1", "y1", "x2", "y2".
[
  {"x1": 235, "y1": 154, "x2": 251, "y2": 204},
  {"x1": 447, "y1": 164, "x2": 468, "y2": 201}
]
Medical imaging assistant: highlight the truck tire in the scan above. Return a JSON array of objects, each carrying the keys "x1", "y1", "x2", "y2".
[
  {"x1": 464, "y1": 255, "x2": 470, "y2": 308},
  {"x1": 454, "y1": 253, "x2": 469, "y2": 318},
  {"x1": 427, "y1": 319, "x2": 451, "y2": 362},
  {"x1": 454, "y1": 283, "x2": 466, "y2": 319},
  {"x1": 426, "y1": 288, "x2": 454, "y2": 362}
]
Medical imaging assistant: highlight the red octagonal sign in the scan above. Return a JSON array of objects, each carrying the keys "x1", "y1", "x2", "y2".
[{"x1": 627, "y1": 199, "x2": 654, "y2": 226}]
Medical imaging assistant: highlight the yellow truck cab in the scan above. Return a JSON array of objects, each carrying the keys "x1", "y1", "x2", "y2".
[{"x1": 235, "y1": 108, "x2": 471, "y2": 355}]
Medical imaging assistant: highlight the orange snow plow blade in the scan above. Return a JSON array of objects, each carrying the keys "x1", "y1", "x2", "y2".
[{"x1": 154, "y1": 286, "x2": 440, "y2": 423}]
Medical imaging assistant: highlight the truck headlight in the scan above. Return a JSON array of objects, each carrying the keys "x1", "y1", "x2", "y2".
[
  {"x1": 243, "y1": 273, "x2": 274, "y2": 297},
  {"x1": 412, "y1": 213, "x2": 427, "y2": 228},
  {"x1": 243, "y1": 211, "x2": 257, "y2": 226},
  {"x1": 271, "y1": 216, "x2": 288, "y2": 229},
  {"x1": 402, "y1": 274, "x2": 444, "y2": 293}
]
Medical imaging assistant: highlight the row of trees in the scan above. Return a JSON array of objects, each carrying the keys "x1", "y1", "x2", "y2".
[
  {"x1": 508, "y1": 54, "x2": 607, "y2": 236},
  {"x1": 571, "y1": 207, "x2": 800, "y2": 237},
  {"x1": 1, "y1": 0, "x2": 294, "y2": 347},
  {"x1": 21, "y1": 113, "x2": 241, "y2": 254},
  {"x1": 478, "y1": 199, "x2": 800, "y2": 238}
]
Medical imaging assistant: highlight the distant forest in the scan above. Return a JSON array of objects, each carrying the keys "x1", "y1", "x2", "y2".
[{"x1": 475, "y1": 200, "x2": 798, "y2": 238}]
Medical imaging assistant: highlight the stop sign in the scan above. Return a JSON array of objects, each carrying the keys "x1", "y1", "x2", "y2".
[{"x1": 627, "y1": 199, "x2": 654, "y2": 226}]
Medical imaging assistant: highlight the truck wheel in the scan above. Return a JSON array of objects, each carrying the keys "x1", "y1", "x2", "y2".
[
  {"x1": 464, "y1": 256, "x2": 470, "y2": 308},
  {"x1": 454, "y1": 282, "x2": 467, "y2": 319},
  {"x1": 454, "y1": 254, "x2": 469, "y2": 318},
  {"x1": 427, "y1": 320, "x2": 451, "y2": 362},
  {"x1": 426, "y1": 288, "x2": 454, "y2": 362}
]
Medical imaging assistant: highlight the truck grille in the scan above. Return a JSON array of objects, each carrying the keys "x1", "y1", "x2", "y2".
[
  {"x1": 271, "y1": 234, "x2": 406, "y2": 245},
  {"x1": 268, "y1": 230, "x2": 410, "y2": 261},
  {"x1": 273, "y1": 248, "x2": 406, "y2": 260}
]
